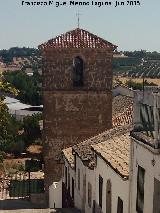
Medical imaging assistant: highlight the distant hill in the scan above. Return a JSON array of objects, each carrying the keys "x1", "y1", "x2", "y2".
[
  {"x1": 1, "y1": 47, "x2": 160, "y2": 78},
  {"x1": 0, "y1": 47, "x2": 41, "y2": 64},
  {"x1": 113, "y1": 51, "x2": 160, "y2": 78}
]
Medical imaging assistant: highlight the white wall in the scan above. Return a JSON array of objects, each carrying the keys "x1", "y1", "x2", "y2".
[
  {"x1": 130, "y1": 137, "x2": 160, "y2": 213},
  {"x1": 49, "y1": 180, "x2": 62, "y2": 209},
  {"x1": 95, "y1": 155, "x2": 129, "y2": 213},
  {"x1": 113, "y1": 86, "x2": 134, "y2": 97},
  {"x1": 85, "y1": 164, "x2": 95, "y2": 213},
  {"x1": 74, "y1": 155, "x2": 85, "y2": 210}
]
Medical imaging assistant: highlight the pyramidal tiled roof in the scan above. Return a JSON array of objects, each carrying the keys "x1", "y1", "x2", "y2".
[{"x1": 39, "y1": 28, "x2": 117, "y2": 49}]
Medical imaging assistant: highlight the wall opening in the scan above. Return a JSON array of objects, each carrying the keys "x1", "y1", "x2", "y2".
[
  {"x1": 99, "y1": 175, "x2": 103, "y2": 208},
  {"x1": 73, "y1": 56, "x2": 84, "y2": 87},
  {"x1": 136, "y1": 165, "x2": 145, "y2": 213},
  {"x1": 117, "y1": 197, "x2": 123, "y2": 213},
  {"x1": 106, "y1": 179, "x2": 111, "y2": 213}
]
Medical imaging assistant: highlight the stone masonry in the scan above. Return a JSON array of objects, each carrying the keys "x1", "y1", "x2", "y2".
[{"x1": 39, "y1": 28, "x2": 117, "y2": 196}]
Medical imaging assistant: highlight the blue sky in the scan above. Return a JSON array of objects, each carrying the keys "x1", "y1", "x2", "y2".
[{"x1": 0, "y1": 0, "x2": 160, "y2": 51}]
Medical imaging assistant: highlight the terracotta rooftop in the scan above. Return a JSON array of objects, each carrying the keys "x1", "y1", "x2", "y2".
[
  {"x1": 112, "y1": 95, "x2": 133, "y2": 117},
  {"x1": 62, "y1": 147, "x2": 75, "y2": 169},
  {"x1": 39, "y1": 28, "x2": 117, "y2": 50},
  {"x1": 62, "y1": 95, "x2": 133, "y2": 170},
  {"x1": 72, "y1": 124, "x2": 132, "y2": 170},
  {"x1": 112, "y1": 105, "x2": 133, "y2": 127},
  {"x1": 92, "y1": 133, "x2": 130, "y2": 179}
]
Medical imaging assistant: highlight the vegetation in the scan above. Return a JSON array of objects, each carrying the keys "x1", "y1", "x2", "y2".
[
  {"x1": 0, "y1": 47, "x2": 40, "y2": 64},
  {"x1": 4, "y1": 70, "x2": 42, "y2": 105},
  {"x1": 23, "y1": 113, "x2": 42, "y2": 146},
  {"x1": 0, "y1": 73, "x2": 42, "y2": 157},
  {"x1": 113, "y1": 51, "x2": 160, "y2": 78},
  {"x1": 126, "y1": 79, "x2": 157, "y2": 90}
]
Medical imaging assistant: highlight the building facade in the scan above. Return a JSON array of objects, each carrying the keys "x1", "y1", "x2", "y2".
[{"x1": 60, "y1": 90, "x2": 160, "y2": 213}]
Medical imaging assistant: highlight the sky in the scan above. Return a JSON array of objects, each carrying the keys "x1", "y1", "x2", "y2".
[{"x1": 0, "y1": 0, "x2": 160, "y2": 51}]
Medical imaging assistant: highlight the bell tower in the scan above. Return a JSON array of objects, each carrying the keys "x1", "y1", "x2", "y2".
[{"x1": 39, "y1": 28, "x2": 117, "y2": 191}]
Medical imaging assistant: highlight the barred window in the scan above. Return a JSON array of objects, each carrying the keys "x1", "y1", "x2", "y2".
[
  {"x1": 78, "y1": 168, "x2": 80, "y2": 190},
  {"x1": 65, "y1": 166, "x2": 67, "y2": 186},
  {"x1": 99, "y1": 175, "x2": 103, "y2": 208},
  {"x1": 88, "y1": 182, "x2": 92, "y2": 208},
  {"x1": 136, "y1": 166, "x2": 145, "y2": 213}
]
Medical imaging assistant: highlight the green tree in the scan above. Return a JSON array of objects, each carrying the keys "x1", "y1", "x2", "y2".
[{"x1": 23, "y1": 113, "x2": 42, "y2": 146}]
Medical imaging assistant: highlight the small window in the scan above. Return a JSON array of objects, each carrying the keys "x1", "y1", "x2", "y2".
[
  {"x1": 78, "y1": 168, "x2": 80, "y2": 190},
  {"x1": 73, "y1": 56, "x2": 84, "y2": 87},
  {"x1": 68, "y1": 171, "x2": 70, "y2": 190},
  {"x1": 106, "y1": 179, "x2": 112, "y2": 213},
  {"x1": 136, "y1": 166, "x2": 145, "y2": 213},
  {"x1": 117, "y1": 197, "x2": 123, "y2": 213},
  {"x1": 99, "y1": 175, "x2": 103, "y2": 208},
  {"x1": 65, "y1": 166, "x2": 67, "y2": 186},
  {"x1": 88, "y1": 182, "x2": 92, "y2": 208},
  {"x1": 72, "y1": 178, "x2": 74, "y2": 200}
]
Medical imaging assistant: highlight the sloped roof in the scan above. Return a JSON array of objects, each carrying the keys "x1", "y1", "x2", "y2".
[
  {"x1": 39, "y1": 28, "x2": 117, "y2": 50},
  {"x1": 72, "y1": 124, "x2": 132, "y2": 170},
  {"x1": 92, "y1": 133, "x2": 130, "y2": 179},
  {"x1": 62, "y1": 147, "x2": 75, "y2": 169},
  {"x1": 112, "y1": 95, "x2": 133, "y2": 117}
]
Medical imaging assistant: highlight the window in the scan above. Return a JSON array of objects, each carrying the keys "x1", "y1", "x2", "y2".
[
  {"x1": 99, "y1": 175, "x2": 103, "y2": 208},
  {"x1": 73, "y1": 56, "x2": 84, "y2": 87},
  {"x1": 72, "y1": 178, "x2": 74, "y2": 200},
  {"x1": 88, "y1": 182, "x2": 92, "y2": 208},
  {"x1": 106, "y1": 179, "x2": 111, "y2": 213},
  {"x1": 78, "y1": 168, "x2": 80, "y2": 190},
  {"x1": 153, "y1": 178, "x2": 160, "y2": 213},
  {"x1": 65, "y1": 166, "x2": 67, "y2": 186},
  {"x1": 117, "y1": 197, "x2": 123, "y2": 213},
  {"x1": 68, "y1": 171, "x2": 70, "y2": 190},
  {"x1": 136, "y1": 166, "x2": 145, "y2": 213}
]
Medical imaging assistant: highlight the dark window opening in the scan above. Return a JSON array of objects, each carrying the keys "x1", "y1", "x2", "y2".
[
  {"x1": 68, "y1": 172, "x2": 70, "y2": 191},
  {"x1": 88, "y1": 182, "x2": 92, "y2": 208},
  {"x1": 78, "y1": 168, "x2": 80, "y2": 190},
  {"x1": 106, "y1": 179, "x2": 111, "y2": 213},
  {"x1": 117, "y1": 197, "x2": 123, "y2": 213},
  {"x1": 73, "y1": 56, "x2": 84, "y2": 87},
  {"x1": 153, "y1": 178, "x2": 160, "y2": 213},
  {"x1": 99, "y1": 175, "x2": 103, "y2": 208},
  {"x1": 72, "y1": 178, "x2": 74, "y2": 200},
  {"x1": 136, "y1": 166, "x2": 145, "y2": 213},
  {"x1": 65, "y1": 166, "x2": 67, "y2": 186}
]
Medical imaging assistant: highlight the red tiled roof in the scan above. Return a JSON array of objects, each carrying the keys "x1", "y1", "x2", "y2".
[
  {"x1": 92, "y1": 133, "x2": 130, "y2": 179},
  {"x1": 39, "y1": 28, "x2": 117, "y2": 50}
]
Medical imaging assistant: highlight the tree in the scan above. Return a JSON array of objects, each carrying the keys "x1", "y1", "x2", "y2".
[
  {"x1": 0, "y1": 74, "x2": 23, "y2": 154},
  {"x1": 23, "y1": 113, "x2": 42, "y2": 146}
]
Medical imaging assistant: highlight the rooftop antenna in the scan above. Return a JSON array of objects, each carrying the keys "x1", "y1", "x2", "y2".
[{"x1": 76, "y1": 12, "x2": 81, "y2": 28}]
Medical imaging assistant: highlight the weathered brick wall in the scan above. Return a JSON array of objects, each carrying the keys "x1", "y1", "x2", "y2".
[
  {"x1": 42, "y1": 48, "x2": 113, "y2": 191},
  {"x1": 42, "y1": 48, "x2": 113, "y2": 90}
]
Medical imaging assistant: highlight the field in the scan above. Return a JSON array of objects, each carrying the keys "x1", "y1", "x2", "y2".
[{"x1": 119, "y1": 77, "x2": 160, "y2": 86}]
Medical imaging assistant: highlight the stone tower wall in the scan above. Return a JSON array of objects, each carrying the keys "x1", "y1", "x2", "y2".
[{"x1": 42, "y1": 48, "x2": 113, "y2": 190}]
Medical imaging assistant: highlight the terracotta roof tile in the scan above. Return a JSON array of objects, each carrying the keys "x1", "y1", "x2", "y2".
[
  {"x1": 92, "y1": 133, "x2": 130, "y2": 179},
  {"x1": 39, "y1": 28, "x2": 117, "y2": 50},
  {"x1": 62, "y1": 147, "x2": 74, "y2": 169},
  {"x1": 72, "y1": 124, "x2": 132, "y2": 170},
  {"x1": 112, "y1": 95, "x2": 133, "y2": 117}
]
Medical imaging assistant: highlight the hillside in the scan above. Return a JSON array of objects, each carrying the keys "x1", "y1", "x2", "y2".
[
  {"x1": 1, "y1": 48, "x2": 160, "y2": 78},
  {"x1": 113, "y1": 51, "x2": 160, "y2": 78}
]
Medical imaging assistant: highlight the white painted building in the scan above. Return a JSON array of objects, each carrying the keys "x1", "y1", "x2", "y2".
[
  {"x1": 50, "y1": 90, "x2": 160, "y2": 213},
  {"x1": 129, "y1": 91, "x2": 160, "y2": 213}
]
